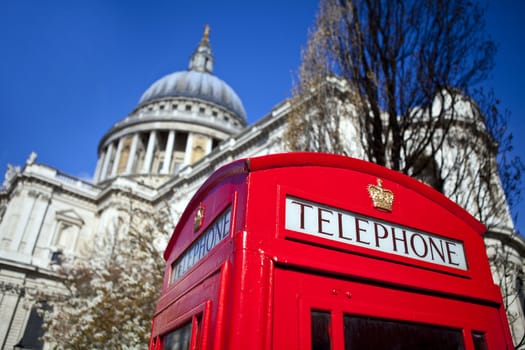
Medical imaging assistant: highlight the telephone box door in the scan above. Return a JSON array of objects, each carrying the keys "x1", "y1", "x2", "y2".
[{"x1": 273, "y1": 268, "x2": 509, "y2": 350}]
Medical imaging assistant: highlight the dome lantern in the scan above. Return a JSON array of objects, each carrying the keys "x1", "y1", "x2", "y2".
[
  {"x1": 136, "y1": 24, "x2": 246, "y2": 122},
  {"x1": 189, "y1": 25, "x2": 213, "y2": 74}
]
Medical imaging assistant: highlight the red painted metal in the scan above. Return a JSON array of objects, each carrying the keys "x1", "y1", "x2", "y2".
[{"x1": 150, "y1": 153, "x2": 513, "y2": 349}]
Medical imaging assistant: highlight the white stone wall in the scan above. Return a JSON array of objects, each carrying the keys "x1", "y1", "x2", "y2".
[
  {"x1": 0, "y1": 162, "x2": 101, "y2": 348},
  {"x1": 0, "y1": 85, "x2": 523, "y2": 348},
  {"x1": 0, "y1": 261, "x2": 67, "y2": 350},
  {"x1": 485, "y1": 234, "x2": 525, "y2": 347}
]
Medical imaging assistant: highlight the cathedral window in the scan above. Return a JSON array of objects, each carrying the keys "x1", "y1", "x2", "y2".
[
  {"x1": 186, "y1": 104, "x2": 192, "y2": 111},
  {"x1": 191, "y1": 134, "x2": 208, "y2": 163},
  {"x1": 51, "y1": 210, "x2": 84, "y2": 258},
  {"x1": 192, "y1": 145, "x2": 205, "y2": 163},
  {"x1": 172, "y1": 161, "x2": 183, "y2": 173},
  {"x1": 171, "y1": 132, "x2": 188, "y2": 173},
  {"x1": 14, "y1": 303, "x2": 48, "y2": 349},
  {"x1": 153, "y1": 150, "x2": 165, "y2": 174},
  {"x1": 172, "y1": 104, "x2": 178, "y2": 110},
  {"x1": 55, "y1": 224, "x2": 75, "y2": 250},
  {"x1": 133, "y1": 133, "x2": 148, "y2": 173},
  {"x1": 174, "y1": 132, "x2": 188, "y2": 152},
  {"x1": 212, "y1": 111, "x2": 218, "y2": 117},
  {"x1": 411, "y1": 156, "x2": 444, "y2": 192},
  {"x1": 199, "y1": 107, "x2": 205, "y2": 114},
  {"x1": 51, "y1": 250, "x2": 63, "y2": 265}
]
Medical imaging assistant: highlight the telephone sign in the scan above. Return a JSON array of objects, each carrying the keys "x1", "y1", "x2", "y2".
[{"x1": 285, "y1": 196, "x2": 467, "y2": 270}]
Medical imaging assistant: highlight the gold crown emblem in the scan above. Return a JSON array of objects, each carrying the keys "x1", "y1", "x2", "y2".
[
  {"x1": 194, "y1": 203, "x2": 205, "y2": 232},
  {"x1": 367, "y1": 179, "x2": 394, "y2": 212}
]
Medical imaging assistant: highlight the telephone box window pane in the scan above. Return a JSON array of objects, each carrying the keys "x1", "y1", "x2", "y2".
[
  {"x1": 472, "y1": 332, "x2": 488, "y2": 350},
  {"x1": 311, "y1": 310, "x2": 332, "y2": 350},
  {"x1": 343, "y1": 315, "x2": 464, "y2": 350},
  {"x1": 170, "y1": 206, "x2": 232, "y2": 284},
  {"x1": 164, "y1": 322, "x2": 192, "y2": 350}
]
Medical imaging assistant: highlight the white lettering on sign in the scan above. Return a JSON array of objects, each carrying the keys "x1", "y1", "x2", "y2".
[
  {"x1": 285, "y1": 196, "x2": 467, "y2": 271},
  {"x1": 171, "y1": 206, "x2": 232, "y2": 284}
]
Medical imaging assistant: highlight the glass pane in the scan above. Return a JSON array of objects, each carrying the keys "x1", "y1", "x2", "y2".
[
  {"x1": 164, "y1": 321, "x2": 192, "y2": 350},
  {"x1": 311, "y1": 310, "x2": 332, "y2": 350},
  {"x1": 344, "y1": 315, "x2": 464, "y2": 350},
  {"x1": 472, "y1": 332, "x2": 488, "y2": 350}
]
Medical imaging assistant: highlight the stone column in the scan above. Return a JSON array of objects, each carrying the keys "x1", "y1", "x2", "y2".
[
  {"x1": 125, "y1": 133, "x2": 139, "y2": 175},
  {"x1": 23, "y1": 193, "x2": 51, "y2": 255},
  {"x1": 93, "y1": 153, "x2": 104, "y2": 183},
  {"x1": 100, "y1": 143, "x2": 114, "y2": 181},
  {"x1": 205, "y1": 136, "x2": 213, "y2": 154},
  {"x1": 9, "y1": 191, "x2": 37, "y2": 252},
  {"x1": 110, "y1": 138, "x2": 124, "y2": 177},
  {"x1": 184, "y1": 132, "x2": 194, "y2": 165},
  {"x1": 142, "y1": 131, "x2": 157, "y2": 173},
  {"x1": 161, "y1": 130, "x2": 175, "y2": 174}
]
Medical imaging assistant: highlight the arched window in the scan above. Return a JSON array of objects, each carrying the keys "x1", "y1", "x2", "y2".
[{"x1": 412, "y1": 156, "x2": 444, "y2": 192}]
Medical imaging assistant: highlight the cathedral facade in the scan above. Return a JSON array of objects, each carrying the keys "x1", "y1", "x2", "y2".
[{"x1": 1, "y1": 28, "x2": 524, "y2": 349}]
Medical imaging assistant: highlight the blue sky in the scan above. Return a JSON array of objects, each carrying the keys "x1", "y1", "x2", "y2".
[{"x1": 1, "y1": 1, "x2": 524, "y2": 232}]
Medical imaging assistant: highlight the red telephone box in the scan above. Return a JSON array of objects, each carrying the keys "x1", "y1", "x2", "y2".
[{"x1": 150, "y1": 153, "x2": 513, "y2": 350}]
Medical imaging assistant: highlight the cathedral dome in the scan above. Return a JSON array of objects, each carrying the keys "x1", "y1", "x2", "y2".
[
  {"x1": 138, "y1": 70, "x2": 247, "y2": 122},
  {"x1": 94, "y1": 26, "x2": 248, "y2": 186}
]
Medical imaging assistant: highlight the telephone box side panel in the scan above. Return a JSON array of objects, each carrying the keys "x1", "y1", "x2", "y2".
[
  {"x1": 163, "y1": 159, "x2": 249, "y2": 262},
  {"x1": 152, "y1": 162, "x2": 250, "y2": 349},
  {"x1": 154, "y1": 167, "x2": 249, "y2": 323},
  {"x1": 161, "y1": 170, "x2": 248, "y2": 294}
]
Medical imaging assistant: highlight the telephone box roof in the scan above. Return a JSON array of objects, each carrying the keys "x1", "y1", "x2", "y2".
[{"x1": 165, "y1": 152, "x2": 485, "y2": 259}]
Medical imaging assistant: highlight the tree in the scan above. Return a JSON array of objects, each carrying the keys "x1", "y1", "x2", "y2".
[
  {"x1": 285, "y1": 20, "x2": 350, "y2": 155},
  {"x1": 285, "y1": 0, "x2": 524, "y2": 344},
  {"x1": 37, "y1": 199, "x2": 175, "y2": 349},
  {"x1": 286, "y1": 0, "x2": 522, "y2": 224},
  {"x1": 286, "y1": 0, "x2": 495, "y2": 170},
  {"x1": 485, "y1": 231, "x2": 525, "y2": 349}
]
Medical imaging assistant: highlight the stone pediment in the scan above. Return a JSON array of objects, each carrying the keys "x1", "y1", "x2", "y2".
[{"x1": 55, "y1": 209, "x2": 84, "y2": 226}]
